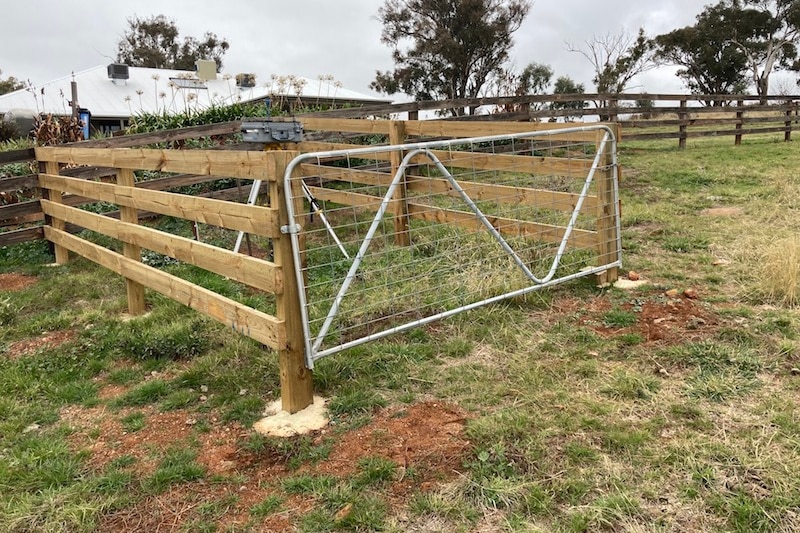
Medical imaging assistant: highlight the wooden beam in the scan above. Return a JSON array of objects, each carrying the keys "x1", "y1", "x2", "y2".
[
  {"x1": 406, "y1": 177, "x2": 598, "y2": 213},
  {"x1": 117, "y1": 168, "x2": 145, "y2": 314},
  {"x1": 0, "y1": 148, "x2": 35, "y2": 165},
  {"x1": 42, "y1": 161, "x2": 69, "y2": 264},
  {"x1": 38, "y1": 173, "x2": 280, "y2": 237},
  {"x1": 298, "y1": 144, "x2": 592, "y2": 178},
  {"x1": 300, "y1": 117, "x2": 392, "y2": 135},
  {"x1": 305, "y1": 186, "x2": 595, "y2": 249},
  {"x1": 0, "y1": 226, "x2": 43, "y2": 247},
  {"x1": 299, "y1": 163, "x2": 392, "y2": 187},
  {"x1": 271, "y1": 152, "x2": 314, "y2": 413},
  {"x1": 44, "y1": 226, "x2": 286, "y2": 350},
  {"x1": 40, "y1": 200, "x2": 282, "y2": 295},
  {"x1": 0, "y1": 174, "x2": 39, "y2": 193},
  {"x1": 64, "y1": 121, "x2": 242, "y2": 149},
  {"x1": 305, "y1": 186, "x2": 385, "y2": 211},
  {"x1": 0, "y1": 200, "x2": 40, "y2": 223},
  {"x1": 405, "y1": 121, "x2": 600, "y2": 142},
  {"x1": 389, "y1": 120, "x2": 410, "y2": 246},
  {"x1": 34, "y1": 147, "x2": 281, "y2": 180},
  {"x1": 407, "y1": 203, "x2": 597, "y2": 249},
  {"x1": 594, "y1": 131, "x2": 619, "y2": 284}
]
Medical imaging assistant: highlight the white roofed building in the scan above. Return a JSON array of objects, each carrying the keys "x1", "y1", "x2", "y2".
[{"x1": 0, "y1": 63, "x2": 391, "y2": 135}]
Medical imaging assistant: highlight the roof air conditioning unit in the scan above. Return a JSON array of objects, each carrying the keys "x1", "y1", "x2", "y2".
[
  {"x1": 236, "y1": 73, "x2": 256, "y2": 88},
  {"x1": 107, "y1": 63, "x2": 130, "y2": 80},
  {"x1": 196, "y1": 60, "x2": 217, "y2": 81}
]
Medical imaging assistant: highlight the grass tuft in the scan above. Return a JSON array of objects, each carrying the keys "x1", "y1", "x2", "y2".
[{"x1": 756, "y1": 235, "x2": 800, "y2": 307}]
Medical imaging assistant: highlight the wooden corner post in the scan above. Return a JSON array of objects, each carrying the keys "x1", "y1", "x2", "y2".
[
  {"x1": 595, "y1": 128, "x2": 620, "y2": 286},
  {"x1": 116, "y1": 168, "x2": 146, "y2": 315},
  {"x1": 389, "y1": 120, "x2": 411, "y2": 247},
  {"x1": 39, "y1": 160, "x2": 70, "y2": 265},
  {"x1": 272, "y1": 151, "x2": 314, "y2": 414}
]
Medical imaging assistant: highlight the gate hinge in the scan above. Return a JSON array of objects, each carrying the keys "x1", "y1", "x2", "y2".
[{"x1": 281, "y1": 223, "x2": 302, "y2": 234}]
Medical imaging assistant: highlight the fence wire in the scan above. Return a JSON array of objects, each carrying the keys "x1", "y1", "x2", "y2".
[{"x1": 284, "y1": 126, "x2": 621, "y2": 366}]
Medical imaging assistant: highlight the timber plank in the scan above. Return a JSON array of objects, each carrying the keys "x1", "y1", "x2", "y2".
[
  {"x1": 305, "y1": 186, "x2": 385, "y2": 211},
  {"x1": 0, "y1": 148, "x2": 35, "y2": 165},
  {"x1": 406, "y1": 177, "x2": 598, "y2": 212},
  {"x1": 297, "y1": 147, "x2": 592, "y2": 178},
  {"x1": 64, "y1": 121, "x2": 242, "y2": 149},
  {"x1": 305, "y1": 186, "x2": 595, "y2": 249},
  {"x1": 300, "y1": 164, "x2": 392, "y2": 186},
  {"x1": 38, "y1": 174, "x2": 280, "y2": 237},
  {"x1": 406, "y1": 203, "x2": 597, "y2": 249},
  {"x1": 44, "y1": 227, "x2": 286, "y2": 350},
  {"x1": 40, "y1": 200, "x2": 282, "y2": 295},
  {"x1": 0, "y1": 226, "x2": 43, "y2": 246},
  {"x1": 404, "y1": 120, "x2": 603, "y2": 141},
  {"x1": 300, "y1": 117, "x2": 392, "y2": 135},
  {"x1": 34, "y1": 147, "x2": 285, "y2": 180}
]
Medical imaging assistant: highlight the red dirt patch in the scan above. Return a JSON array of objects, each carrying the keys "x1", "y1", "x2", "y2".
[
  {"x1": 312, "y1": 401, "x2": 470, "y2": 496},
  {"x1": 74, "y1": 401, "x2": 469, "y2": 532},
  {"x1": 63, "y1": 406, "x2": 247, "y2": 477},
  {"x1": 5, "y1": 330, "x2": 76, "y2": 358},
  {"x1": 0, "y1": 273, "x2": 37, "y2": 292},
  {"x1": 554, "y1": 291, "x2": 718, "y2": 346}
]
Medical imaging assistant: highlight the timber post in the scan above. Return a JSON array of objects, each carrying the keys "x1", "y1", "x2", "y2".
[
  {"x1": 272, "y1": 151, "x2": 314, "y2": 414},
  {"x1": 39, "y1": 159, "x2": 69, "y2": 264},
  {"x1": 735, "y1": 100, "x2": 744, "y2": 146},
  {"x1": 678, "y1": 99, "x2": 688, "y2": 149},
  {"x1": 389, "y1": 120, "x2": 411, "y2": 246},
  {"x1": 116, "y1": 168, "x2": 146, "y2": 315},
  {"x1": 785, "y1": 100, "x2": 794, "y2": 142},
  {"x1": 595, "y1": 128, "x2": 620, "y2": 286}
]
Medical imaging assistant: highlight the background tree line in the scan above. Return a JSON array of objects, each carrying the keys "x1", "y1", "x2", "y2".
[{"x1": 2, "y1": 0, "x2": 800, "y2": 109}]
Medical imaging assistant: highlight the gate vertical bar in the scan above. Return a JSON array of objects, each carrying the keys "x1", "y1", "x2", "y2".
[
  {"x1": 40, "y1": 160, "x2": 69, "y2": 265},
  {"x1": 117, "y1": 168, "x2": 146, "y2": 315},
  {"x1": 595, "y1": 128, "x2": 619, "y2": 285},
  {"x1": 272, "y1": 151, "x2": 314, "y2": 413},
  {"x1": 389, "y1": 120, "x2": 411, "y2": 246}
]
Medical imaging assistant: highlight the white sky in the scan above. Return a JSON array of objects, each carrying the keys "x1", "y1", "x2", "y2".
[{"x1": 1, "y1": 0, "x2": 797, "y2": 99}]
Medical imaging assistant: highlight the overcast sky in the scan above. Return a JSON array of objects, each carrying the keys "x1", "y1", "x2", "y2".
[{"x1": 2, "y1": 1, "x2": 796, "y2": 99}]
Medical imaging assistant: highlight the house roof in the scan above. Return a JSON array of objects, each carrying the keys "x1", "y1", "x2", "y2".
[{"x1": 0, "y1": 65, "x2": 391, "y2": 120}]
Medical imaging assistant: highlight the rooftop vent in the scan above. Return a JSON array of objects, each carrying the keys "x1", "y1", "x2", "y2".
[
  {"x1": 196, "y1": 59, "x2": 217, "y2": 81},
  {"x1": 107, "y1": 63, "x2": 129, "y2": 80},
  {"x1": 236, "y1": 73, "x2": 256, "y2": 88}
]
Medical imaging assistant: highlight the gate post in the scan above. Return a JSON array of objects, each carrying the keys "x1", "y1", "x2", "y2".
[
  {"x1": 595, "y1": 128, "x2": 620, "y2": 286},
  {"x1": 389, "y1": 120, "x2": 411, "y2": 246},
  {"x1": 272, "y1": 152, "x2": 314, "y2": 414}
]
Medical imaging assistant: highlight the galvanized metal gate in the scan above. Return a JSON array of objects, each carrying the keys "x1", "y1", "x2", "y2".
[{"x1": 283, "y1": 125, "x2": 621, "y2": 367}]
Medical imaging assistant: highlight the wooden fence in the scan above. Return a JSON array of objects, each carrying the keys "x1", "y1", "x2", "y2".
[
  {"x1": 306, "y1": 93, "x2": 800, "y2": 148},
  {"x1": 2, "y1": 118, "x2": 619, "y2": 412}
]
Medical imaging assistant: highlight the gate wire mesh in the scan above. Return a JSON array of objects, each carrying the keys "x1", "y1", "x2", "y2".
[{"x1": 284, "y1": 126, "x2": 621, "y2": 366}]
